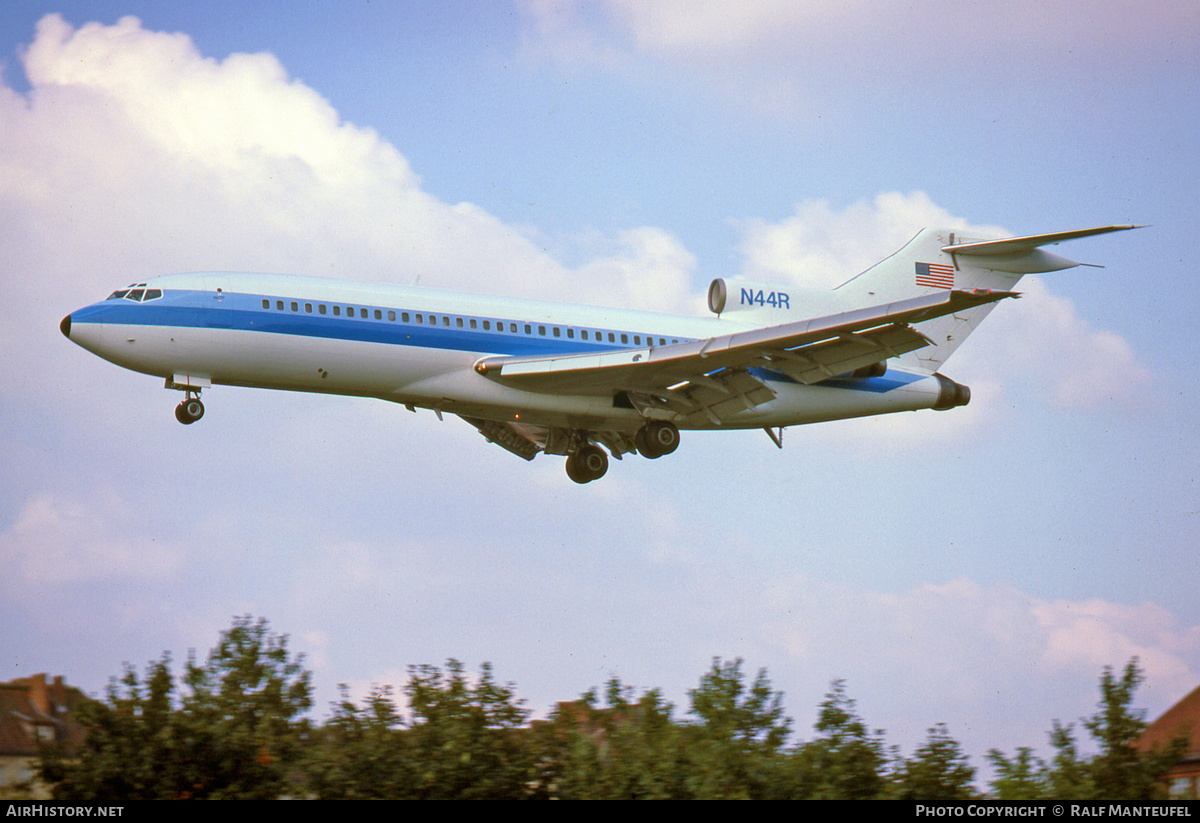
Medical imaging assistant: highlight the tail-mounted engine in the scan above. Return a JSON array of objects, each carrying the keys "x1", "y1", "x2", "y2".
[{"x1": 707, "y1": 278, "x2": 846, "y2": 324}]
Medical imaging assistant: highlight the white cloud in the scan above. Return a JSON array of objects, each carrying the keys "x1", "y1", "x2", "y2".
[
  {"x1": 1, "y1": 14, "x2": 694, "y2": 413},
  {"x1": 734, "y1": 191, "x2": 1007, "y2": 289},
  {"x1": 518, "y1": 1, "x2": 1199, "y2": 120},
  {"x1": 0, "y1": 492, "x2": 183, "y2": 585}
]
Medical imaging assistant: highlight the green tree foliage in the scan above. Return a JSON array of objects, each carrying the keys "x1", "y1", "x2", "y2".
[
  {"x1": 895, "y1": 723, "x2": 977, "y2": 800},
  {"x1": 530, "y1": 677, "x2": 688, "y2": 799},
  {"x1": 401, "y1": 659, "x2": 531, "y2": 799},
  {"x1": 683, "y1": 657, "x2": 792, "y2": 799},
  {"x1": 304, "y1": 684, "x2": 411, "y2": 799},
  {"x1": 41, "y1": 616, "x2": 311, "y2": 800},
  {"x1": 986, "y1": 746, "x2": 1048, "y2": 800},
  {"x1": 1081, "y1": 659, "x2": 1188, "y2": 799},
  {"x1": 987, "y1": 658, "x2": 1189, "y2": 800},
  {"x1": 40, "y1": 617, "x2": 1191, "y2": 801},
  {"x1": 781, "y1": 680, "x2": 890, "y2": 799}
]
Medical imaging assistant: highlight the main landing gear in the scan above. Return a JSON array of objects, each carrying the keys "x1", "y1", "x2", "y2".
[
  {"x1": 565, "y1": 443, "x2": 608, "y2": 484},
  {"x1": 174, "y1": 393, "x2": 205, "y2": 425},
  {"x1": 635, "y1": 420, "x2": 679, "y2": 459},
  {"x1": 563, "y1": 421, "x2": 681, "y2": 484}
]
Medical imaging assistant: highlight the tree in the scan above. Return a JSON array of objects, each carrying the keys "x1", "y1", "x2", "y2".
[
  {"x1": 989, "y1": 658, "x2": 1189, "y2": 800},
  {"x1": 530, "y1": 677, "x2": 688, "y2": 799},
  {"x1": 987, "y1": 746, "x2": 1048, "y2": 799},
  {"x1": 41, "y1": 616, "x2": 311, "y2": 800},
  {"x1": 895, "y1": 723, "x2": 977, "y2": 800},
  {"x1": 402, "y1": 659, "x2": 532, "y2": 799},
  {"x1": 783, "y1": 680, "x2": 890, "y2": 799},
  {"x1": 683, "y1": 658, "x2": 792, "y2": 799},
  {"x1": 1081, "y1": 658, "x2": 1188, "y2": 799},
  {"x1": 304, "y1": 684, "x2": 412, "y2": 799}
]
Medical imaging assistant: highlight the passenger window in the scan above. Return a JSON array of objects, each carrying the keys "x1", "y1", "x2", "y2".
[
  {"x1": 262, "y1": 299, "x2": 270, "y2": 309},
  {"x1": 319, "y1": 304, "x2": 327, "y2": 315},
  {"x1": 633, "y1": 335, "x2": 640, "y2": 345},
  {"x1": 457, "y1": 317, "x2": 464, "y2": 328},
  {"x1": 554, "y1": 327, "x2": 561, "y2": 337},
  {"x1": 538, "y1": 325, "x2": 546, "y2": 336},
  {"x1": 305, "y1": 303, "x2": 313, "y2": 313},
  {"x1": 511, "y1": 323, "x2": 518, "y2": 333},
  {"x1": 443, "y1": 316, "x2": 450, "y2": 327},
  {"x1": 276, "y1": 300, "x2": 285, "y2": 310},
  {"x1": 469, "y1": 319, "x2": 477, "y2": 329},
  {"x1": 291, "y1": 302, "x2": 298, "y2": 312},
  {"x1": 401, "y1": 312, "x2": 410, "y2": 322},
  {"x1": 387, "y1": 310, "x2": 395, "y2": 321},
  {"x1": 333, "y1": 306, "x2": 341, "y2": 316}
]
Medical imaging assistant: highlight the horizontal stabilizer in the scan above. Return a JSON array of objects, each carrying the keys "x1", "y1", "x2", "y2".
[
  {"x1": 943, "y1": 225, "x2": 1139, "y2": 256},
  {"x1": 942, "y1": 225, "x2": 1140, "y2": 272}
]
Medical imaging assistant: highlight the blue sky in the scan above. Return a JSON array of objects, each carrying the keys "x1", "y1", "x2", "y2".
[{"x1": 2, "y1": 1, "x2": 1198, "y2": 780}]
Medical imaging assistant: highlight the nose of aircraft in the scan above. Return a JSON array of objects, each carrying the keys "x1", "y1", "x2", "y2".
[{"x1": 60, "y1": 314, "x2": 71, "y2": 338}]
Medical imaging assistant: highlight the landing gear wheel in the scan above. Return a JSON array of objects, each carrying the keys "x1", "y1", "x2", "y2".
[
  {"x1": 175, "y1": 397, "x2": 205, "y2": 425},
  {"x1": 636, "y1": 420, "x2": 679, "y2": 459},
  {"x1": 565, "y1": 444, "x2": 609, "y2": 484}
]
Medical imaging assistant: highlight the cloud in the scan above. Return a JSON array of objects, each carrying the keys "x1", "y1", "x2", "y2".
[
  {"x1": 1, "y1": 14, "x2": 695, "y2": 410},
  {"x1": 734, "y1": 191, "x2": 1007, "y2": 289},
  {"x1": 518, "y1": 1, "x2": 1200, "y2": 119},
  {"x1": 0, "y1": 491, "x2": 183, "y2": 586}
]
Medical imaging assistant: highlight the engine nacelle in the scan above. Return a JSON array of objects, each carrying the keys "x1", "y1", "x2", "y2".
[
  {"x1": 707, "y1": 278, "x2": 846, "y2": 324},
  {"x1": 932, "y1": 374, "x2": 971, "y2": 410}
]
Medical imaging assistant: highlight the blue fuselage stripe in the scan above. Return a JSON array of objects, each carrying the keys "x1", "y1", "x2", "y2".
[{"x1": 72, "y1": 289, "x2": 917, "y2": 393}]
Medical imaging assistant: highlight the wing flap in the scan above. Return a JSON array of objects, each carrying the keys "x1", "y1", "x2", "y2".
[{"x1": 758, "y1": 323, "x2": 931, "y2": 385}]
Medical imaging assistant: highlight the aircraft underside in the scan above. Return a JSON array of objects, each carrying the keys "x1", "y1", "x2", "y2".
[{"x1": 65, "y1": 321, "x2": 965, "y2": 483}]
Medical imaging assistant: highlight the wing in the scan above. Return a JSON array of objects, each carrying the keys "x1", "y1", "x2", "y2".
[{"x1": 473, "y1": 289, "x2": 1016, "y2": 425}]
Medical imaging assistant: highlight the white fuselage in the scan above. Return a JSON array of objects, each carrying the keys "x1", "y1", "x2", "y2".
[{"x1": 63, "y1": 272, "x2": 952, "y2": 432}]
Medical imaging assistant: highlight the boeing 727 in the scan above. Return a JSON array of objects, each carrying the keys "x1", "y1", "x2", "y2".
[{"x1": 60, "y1": 225, "x2": 1137, "y2": 482}]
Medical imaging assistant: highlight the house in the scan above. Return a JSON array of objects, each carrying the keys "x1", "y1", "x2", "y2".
[
  {"x1": 0, "y1": 674, "x2": 88, "y2": 798},
  {"x1": 1138, "y1": 682, "x2": 1200, "y2": 799}
]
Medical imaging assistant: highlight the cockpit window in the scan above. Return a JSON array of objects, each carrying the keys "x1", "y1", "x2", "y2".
[{"x1": 107, "y1": 285, "x2": 162, "y2": 302}]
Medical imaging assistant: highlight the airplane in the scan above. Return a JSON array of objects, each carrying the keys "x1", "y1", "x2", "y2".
[{"x1": 60, "y1": 224, "x2": 1137, "y2": 483}]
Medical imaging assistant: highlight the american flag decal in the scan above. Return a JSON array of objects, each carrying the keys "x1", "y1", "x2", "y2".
[{"x1": 915, "y1": 262, "x2": 955, "y2": 289}]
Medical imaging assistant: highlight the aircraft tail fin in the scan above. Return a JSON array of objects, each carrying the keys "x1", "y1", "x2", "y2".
[{"x1": 834, "y1": 225, "x2": 1138, "y2": 371}]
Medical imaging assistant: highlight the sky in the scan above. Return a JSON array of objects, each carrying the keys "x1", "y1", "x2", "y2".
[{"x1": 2, "y1": 1, "x2": 1198, "y2": 782}]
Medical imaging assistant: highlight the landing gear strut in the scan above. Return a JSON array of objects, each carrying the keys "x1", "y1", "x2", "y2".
[
  {"x1": 565, "y1": 443, "x2": 609, "y2": 484},
  {"x1": 636, "y1": 420, "x2": 679, "y2": 459},
  {"x1": 175, "y1": 394, "x2": 205, "y2": 425}
]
